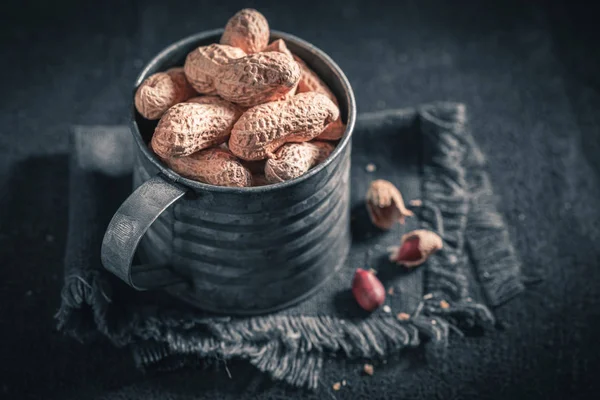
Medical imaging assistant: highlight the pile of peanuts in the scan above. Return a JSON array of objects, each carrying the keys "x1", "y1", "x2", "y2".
[{"x1": 134, "y1": 9, "x2": 346, "y2": 187}]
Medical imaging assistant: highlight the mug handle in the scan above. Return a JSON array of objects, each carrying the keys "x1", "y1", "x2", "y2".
[{"x1": 101, "y1": 174, "x2": 188, "y2": 290}]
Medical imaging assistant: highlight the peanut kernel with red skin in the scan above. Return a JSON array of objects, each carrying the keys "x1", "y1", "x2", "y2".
[{"x1": 389, "y1": 229, "x2": 443, "y2": 267}]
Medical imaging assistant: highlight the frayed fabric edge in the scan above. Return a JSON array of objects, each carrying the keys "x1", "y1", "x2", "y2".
[
  {"x1": 55, "y1": 279, "x2": 485, "y2": 390},
  {"x1": 416, "y1": 102, "x2": 497, "y2": 335},
  {"x1": 54, "y1": 271, "x2": 449, "y2": 389},
  {"x1": 55, "y1": 271, "x2": 115, "y2": 343},
  {"x1": 131, "y1": 313, "x2": 450, "y2": 390}
]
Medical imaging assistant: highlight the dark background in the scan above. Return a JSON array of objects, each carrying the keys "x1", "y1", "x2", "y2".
[{"x1": 1, "y1": 0, "x2": 600, "y2": 399}]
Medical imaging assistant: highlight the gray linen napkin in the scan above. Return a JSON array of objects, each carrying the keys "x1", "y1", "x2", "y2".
[{"x1": 56, "y1": 103, "x2": 524, "y2": 389}]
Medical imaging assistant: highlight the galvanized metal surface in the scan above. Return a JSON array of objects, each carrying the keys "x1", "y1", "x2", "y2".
[{"x1": 101, "y1": 30, "x2": 357, "y2": 315}]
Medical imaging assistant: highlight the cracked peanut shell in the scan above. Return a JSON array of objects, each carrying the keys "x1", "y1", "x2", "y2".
[
  {"x1": 220, "y1": 9, "x2": 270, "y2": 54},
  {"x1": 228, "y1": 92, "x2": 339, "y2": 161},
  {"x1": 150, "y1": 102, "x2": 240, "y2": 158},
  {"x1": 389, "y1": 230, "x2": 443, "y2": 267},
  {"x1": 366, "y1": 179, "x2": 414, "y2": 229}
]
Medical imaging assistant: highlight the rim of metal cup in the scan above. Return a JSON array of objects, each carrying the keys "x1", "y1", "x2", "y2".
[{"x1": 130, "y1": 28, "x2": 356, "y2": 193}]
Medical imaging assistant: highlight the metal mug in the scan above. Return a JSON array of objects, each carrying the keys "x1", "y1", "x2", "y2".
[{"x1": 101, "y1": 29, "x2": 356, "y2": 315}]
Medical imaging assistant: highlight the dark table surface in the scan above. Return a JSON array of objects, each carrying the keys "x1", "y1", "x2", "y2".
[{"x1": 1, "y1": 0, "x2": 600, "y2": 399}]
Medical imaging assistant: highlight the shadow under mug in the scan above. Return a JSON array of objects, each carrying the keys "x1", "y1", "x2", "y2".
[{"x1": 101, "y1": 29, "x2": 357, "y2": 315}]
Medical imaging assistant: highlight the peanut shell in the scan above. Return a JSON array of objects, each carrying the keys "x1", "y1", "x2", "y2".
[
  {"x1": 229, "y1": 92, "x2": 339, "y2": 161},
  {"x1": 220, "y1": 9, "x2": 270, "y2": 54},
  {"x1": 366, "y1": 179, "x2": 414, "y2": 229},
  {"x1": 264, "y1": 39, "x2": 293, "y2": 59},
  {"x1": 264, "y1": 40, "x2": 297, "y2": 101},
  {"x1": 184, "y1": 44, "x2": 246, "y2": 94},
  {"x1": 215, "y1": 52, "x2": 301, "y2": 107},
  {"x1": 167, "y1": 67, "x2": 198, "y2": 98},
  {"x1": 318, "y1": 118, "x2": 347, "y2": 141},
  {"x1": 186, "y1": 95, "x2": 245, "y2": 119},
  {"x1": 264, "y1": 39, "x2": 300, "y2": 100},
  {"x1": 293, "y1": 54, "x2": 338, "y2": 105},
  {"x1": 264, "y1": 141, "x2": 335, "y2": 183},
  {"x1": 389, "y1": 229, "x2": 443, "y2": 267},
  {"x1": 150, "y1": 102, "x2": 239, "y2": 158},
  {"x1": 293, "y1": 54, "x2": 345, "y2": 139},
  {"x1": 160, "y1": 148, "x2": 252, "y2": 187},
  {"x1": 134, "y1": 68, "x2": 196, "y2": 120}
]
